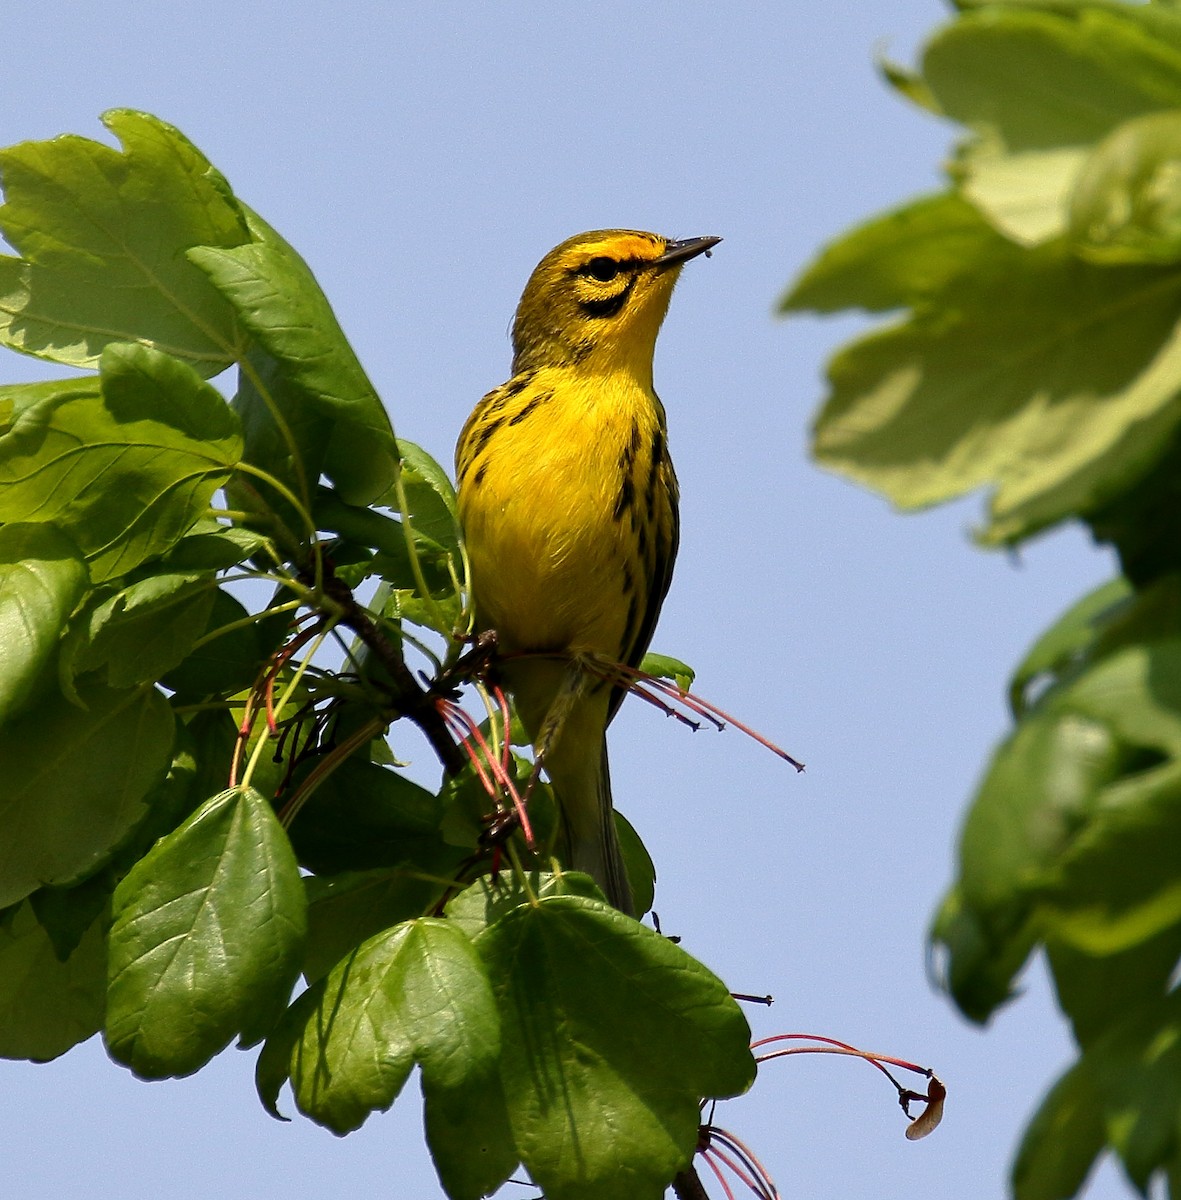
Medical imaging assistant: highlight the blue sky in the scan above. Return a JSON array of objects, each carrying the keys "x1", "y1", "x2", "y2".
[{"x1": 1, "y1": 3, "x2": 1127, "y2": 1198}]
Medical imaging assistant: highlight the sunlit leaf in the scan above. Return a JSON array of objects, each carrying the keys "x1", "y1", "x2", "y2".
[
  {"x1": 810, "y1": 242, "x2": 1181, "y2": 546},
  {"x1": 0, "y1": 109, "x2": 249, "y2": 371},
  {"x1": 66, "y1": 572, "x2": 217, "y2": 688},
  {"x1": 189, "y1": 208, "x2": 396, "y2": 507},
  {"x1": 0, "y1": 522, "x2": 88, "y2": 724},
  {"x1": 1070, "y1": 110, "x2": 1181, "y2": 263},
  {"x1": 0, "y1": 345, "x2": 242, "y2": 581}
]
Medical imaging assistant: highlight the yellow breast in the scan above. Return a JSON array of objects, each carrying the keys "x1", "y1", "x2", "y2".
[{"x1": 457, "y1": 364, "x2": 669, "y2": 660}]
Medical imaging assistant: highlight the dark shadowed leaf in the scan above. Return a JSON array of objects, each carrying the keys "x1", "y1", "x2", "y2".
[
  {"x1": 476, "y1": 894, "x2": 754, "y2": 1200},
  {"x1": 105, "y1": 785, "x2": 306, "y2": 1078},
  {"x1": 0, "y1": 683, "x2": 174, "y2": 907},
  {"x1": 0, "y1": 899, "x2": 106, "y2": 1062}
]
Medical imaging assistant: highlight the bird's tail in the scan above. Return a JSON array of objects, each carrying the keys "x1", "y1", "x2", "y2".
[
  {"x1": 564, "y1": 741, "x2": 634, "y2": 915},
  {"x1": 511, "y1": 660, "x2": 635, "y2": 914}
]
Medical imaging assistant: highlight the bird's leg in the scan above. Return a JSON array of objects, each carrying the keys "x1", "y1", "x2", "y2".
[{"x1": 529, "y1": 659, "x2": 587, "y2": 781}]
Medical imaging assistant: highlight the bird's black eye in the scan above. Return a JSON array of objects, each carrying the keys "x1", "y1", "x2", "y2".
[{"x1": 584, "y1": 256, "x2": 619, "y2": 282}]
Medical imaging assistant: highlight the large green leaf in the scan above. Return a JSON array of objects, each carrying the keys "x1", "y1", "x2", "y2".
[
  {"x1": 0, "y1": 109, "x2": 249, "y2": 372},
  {"x1": 190, "y1": 208, "x2": 397, "y2": 506},
  {"x1": 1047, "y1": 925, "x2": 1181, "y2": 1049},
  {"x1": 0, "y1": 522, "x2": 88, "y2": 724},
  {"x1": 1011, "y1": 1059, "x2": 1107, "y2": 1200},
  {"x1": 1008, "y1": 577, "x2": 1133, "y2": 718},
  {"x1": 924, "y1": 8, "x2": 1181, "y2": 244},
  {"x1": 1086, "y1": 987, "x2": 1181, "y2": 1190},
  {"x1": 0, "y1": 683, "x2": 174, "y2": 908},
  {"x1": 276, "y1": 918, "x2": 516, "y2": 1199},
  {"x1": 782, "y1": 192, "x2": 1001, "y2": 315},
  {"x1": 809, "y1": 239, "x2": 1181, "y2": 546},
  {"x1": 0, "y1": 346, "x2": 242, "y2": 580},
  {"x1": 105, "y1": 785, "x2": 306, "y2": 1078},
  {"x1": 938, "y1": 638, "x2": 1181, "y2": 1020},
  {"x1": 476, "y1": 894, "x2": 754, "y2": 1200},
  {"x1": 0, "y1": 899, "x2": 106, "y2": 1062}
]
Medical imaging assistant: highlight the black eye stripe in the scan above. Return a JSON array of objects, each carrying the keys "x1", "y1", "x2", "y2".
[
  {"x1": 579, "y1": 273, "x2": 637, "y2": 318},
  {"x1": 572, "y1": 255, "x2": 645, "y2": 280}
]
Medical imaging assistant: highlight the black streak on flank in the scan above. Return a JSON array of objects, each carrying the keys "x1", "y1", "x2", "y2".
[
  {"x1": 613, "y1": 472, "x2": 636, "y2": 522},
  {"x1": 472, "y1": 461, "x2": 487, "y2": 487},
  {"x1": 647, "y1": 429, "x2": 665, "y2": 506},
  {"x1": 622, "y1": 590, "x2": 640, "y2": 664},
  {"x1": 580, "y1": 275, "x2": 636, "y2": 319},
  {"x1": 508, "y1": 388, "x2": 555, "y2": 426}
]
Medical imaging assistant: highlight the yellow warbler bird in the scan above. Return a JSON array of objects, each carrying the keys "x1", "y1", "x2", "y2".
[{"x1": 455, "y1": 229, "x2": 719, "y2": 914}]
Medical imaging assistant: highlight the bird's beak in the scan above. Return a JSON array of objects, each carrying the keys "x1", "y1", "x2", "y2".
[{"x1": 655, "y1": 235, "x2": 722, "y2": 269}]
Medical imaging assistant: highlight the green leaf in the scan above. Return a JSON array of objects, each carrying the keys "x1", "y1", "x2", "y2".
[
  {"x1": 0, "y1": 109, "x2": 249, "y2": 372},
  {"x1": 1047, "y1": 924, "x2": 1181, "y2": 1048},
  {"x1": 932, "y1": 707, "x2": 1122, "y2": 1020},
  {"x1": 280, "y1": 921, "x2": 507, "y2": 1174},
  {"x1": 782, "y1": 192, "x2": 999, "y2": 315},
  {"x1": 0, "y1": 522, "x2": 88, "y2": 724},
  {"x1": 476, "y1": 894, "x2": 754, "y2": 1200},
  {"x1": 189, "y1": 208, "x2": 397, "y2": 507},
  {"x1": 1040, "y1": 762, "x2": 1181, "y2": 955},
  {"x1": 66, "y1": 572, "x2": 217, "y2": 689},
  {"x1": 444, "y1": 871, "x2": 606, "y2": 941},
  {"x1": 287, "y1": 756, "x2": 455, "y2": 876},
  {"x1": 312, "y1": 487, "x2": 453, "y2": 594},
  {"x1": 1087, "y1": 987, "x2": 1181, "y2": 1191},
  {"x1": 30, "y1": 869, "x2": 117, "y2": 963},
  {"x1": 162, "y1": 521, "x2": 269, "y2": 571},
  {"x1": 638, "y1": 651, "x2": 695, "y2": 693},
  {"x1": 395, "y1": 439, "x2": 461, "y2": 555},
  {"x1": 923, "y1": 9, "x2": 1181, "y2": 245},
  {"x1": 0, "y1": 899, "x2": 106, "y2": 1062},
  {"x1": 1009, "y1": 577, "x2": 1133, "y2": 717},
  {"x1": 228, "y1": 345, "x2": 331, "y2": 526},
  {"x1": 941, "y1": 637, "x2": 1181, "y2": 1021},
  {"x1": 0, "y1": 347, "x2": 242, "y2": 581},
  {"x1": 616, "y1": 811, "x2": 656, "y2": 918},
  {"x1": 1012, "y1": 1059, "x2": 1107, "y2": 1200},
  {"x1": 1034, "y1": 641, "x2": 1181, "y2": 954},
  {"x1": 929, "y1": 885, "x2": 1040, "y2": 1024},
  {"x1": 105, "y1": 785, "x2": 307, "y2": 1078},
  {"x1": 1070, "y1": 110, "x2": 1181, "y2": 263},
  {"x1": 958, "y1": 143, "x2": 1090, "y2": 247},
  {"x1": 161, "y1": 588, "x2": 278, "y2": 699},
  {"x1": 0, "y1": 683, "x2": 174, "y2": 907},
  {"x1": 302, "y1": 868, "x2": 450, "y2": 984},
  {"x1": 811, "y1": 240, "x2": 1181, "y2": 546},
  {"x1": 925, "y1": 9, "x2": 1181, "y2": 149}
]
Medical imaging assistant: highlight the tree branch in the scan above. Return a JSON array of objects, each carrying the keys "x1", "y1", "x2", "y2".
[{"x1": 302, "y1": 560, "x2": 467, "y2": 776}]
